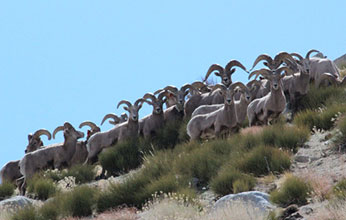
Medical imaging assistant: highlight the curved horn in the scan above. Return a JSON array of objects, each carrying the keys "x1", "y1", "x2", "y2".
[
  {"x1": 101, "y1": 114, "x2": 120, "y2": 125},
  {"x1": 274, "y1": 52, "x2": 297, "y2": 68},
  {"x1": 204, "y1": 64, "x2": 224, "y2": 82},
  {"x1": 290, "y1": 53, "x2": 304, "y2": 61},
  {"x1": 157, "y1": 91, "x2": 167, "y2": 101},
  {"x1": 52, "y1": 126, "x2": 64, "y2": 139},
  {"x1": 248, "y1": 68, "x2": 273, "y2": 80},
  {"x1": 210, "y1": 84, "x2": 227, "y2": 92},
  {"x1": 154, "y1": 89, "x2": 164, "y2": 95},
  {"x1": 33, "y1": 129, "x2": 52, "y2": 140},
  {"x1": 163, "y1": 85, "x2": 178, "y2": 94},
  {"x1": 143, "y1": 93, "x2": 157, "y2": 102},
  {"x1": 276, "y1": 66, "x2": 292, "y2": 76},
  {"x1": 134, "y1": 98, "x2": 145, "y2": 107},
  {"x1": 191, "y1": 81, "x2": 206, "y2": 89},
  {"x1": 225, "y1": 60, "x2": 247, "y2": 74},
  {"x1": 306, "y1": 49, "x2": 320, "y2": 59},
  {"x1": 181, "y1": 83, "x2": 197, "y2": 93},
  {"x1": 246, "y1": 79, "x2": 261, "y2": 88},
  {"x1": 117, "y1": 100, "x2": 132, "y2": 109},
  {"x1": 230, "y1": 82, "x2": 247, "y2": 92},
  {"x1": 251, "y1": 54, "x2": 273, "y2": 70},
  {"x1": 79, "y1": 121, "x2": 99, "y2": 130}
]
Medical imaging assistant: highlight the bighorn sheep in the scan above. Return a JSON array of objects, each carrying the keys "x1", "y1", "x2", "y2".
[
  {"x1": 17, "y1": 122, "x2": 84, "y2": 195},
  {"x1": 138, "y1": 92, "x2": 166, "y2": 138},
  {"x1": 191, "y1": 86, "x2": 251, "y2": 126},
  {"x1": 291, "y1": 49, "x2": 341, "y2": 85},
  {"x1": 68, "y1": 121, "x2": 101, "y2": 166},
  {"x1": 157, "y1": 84, "x2": 197, "y2": 122},
  {"x1": 101, "y1": 113, "x2": 128, "y2": 126},
  {"x1": 282, "y1": 56, "x2": 310, "y2": 110},
  {"x1": 247, "y1": 67, "x2": 291, "y2": 126},
  {"x1": 187, "y1": 82, "x2": 247, "y2": 140},
  {"x1": 315, "y1": 72, "x2": 346, "y2": 88},
  {"x1": 0, "y1": 129, "x2": 51, "y2": 185},
  {"x1": 204, "y1": 60, "x2": 247, "y2": 87},
  {"x1": 185, "y1": 61, "x2": 248, "y2": 117},
  {"x1": 85, "y1": 99, "x2": 144, "y2": 163}
]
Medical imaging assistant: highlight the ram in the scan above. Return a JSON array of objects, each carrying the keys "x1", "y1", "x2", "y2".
[
  {"x1": 157, "y1": 84, "x2": 197, "y2": 122},
  {"x1": 191, "y1": 86, "x2": 251, "y2": 127},
  {"x1": 138, "y1": 92, "x2": 166, "y2": 138},
  {"x1": 185, "y1": 61, "x2": 247, "y2": 117},
  {"x1": 17, "y1": 122, "x2": 84, "y2": 195},
  {"x1": 247, "y1": 67, "x2": 291, "y2": 126},
  {"x1": 282, "y1": 56, "x2": 310, "y2": 110},
  {"x1": 291, "y1": 49, "x2": 341, "y2": 86},
  {"x1": 85, "y1": 99, "x2": 144, "y2": 163},
  {"x1": 187, "y1": 82, "x2": 247, "y2": 140},
  {"x1": 0, "y1": 129, "x2": 51, "y2": 184}
]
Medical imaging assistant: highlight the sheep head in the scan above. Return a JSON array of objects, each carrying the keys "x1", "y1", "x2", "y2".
[
  {"x1": 291, "y1": 49, "x2": 320, "y2": 75},
  {"x1": 249, "y1": 67, "x2": 291, "y2": 91},
  {"x1": 117, "y1": 99, "x2": 144, "y2": 122},
  {"x1": 162, "y1": 84, "x2": 197, "y2": 112},
  {"x1": 204, "y1": 60, "x2": 247, "y2": 87},
  {"x1": 211, "y1": 82, "x2": 247, "y2": 105},
  {"x1": 53, "y1": 122, "x2": 84, "y2": 141},
  {"x1": 79, "y1": 121, "x2": 100, "y2": 141},
  {"x1": 25, "y1": 129, "x2": 52, "y2": 153},
  {"x1": 142, "y1": 92, "x2": 165, "y2": 115}
]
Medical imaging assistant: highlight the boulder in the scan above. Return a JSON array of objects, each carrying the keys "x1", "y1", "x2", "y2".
[
  {"x1": 214, "y1": 191, "x2": 276, "y2": 212},
  {"x1": 0, "y1": 196, "x2": 36, "y2": 210}
]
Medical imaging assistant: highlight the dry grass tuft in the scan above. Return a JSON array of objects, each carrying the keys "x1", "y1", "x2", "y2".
[
  {"x1": 240, "y1": 126, "x2": 265, "y2": 136},
  {"x1": 64, "y1": 207, "x2": 138, "y2": 220},
  {"x1": 313, "y1": 200, "x2": 346, "y2": 220}
]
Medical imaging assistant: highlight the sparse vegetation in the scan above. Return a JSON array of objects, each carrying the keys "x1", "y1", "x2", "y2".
[
  {"x1": 235, "y1": 145, "x2": 291, "y2": 176},
  {"x1": 10, "y1": 206, "x2": 37, "y2": 220},
  {"x1": 333, "y1": 178, "x2": 346, "y2": 200},
  {"x1": 27, "y1": 175, "x2": 57, "y2": 200},
  {"x1": 270, "y1": 175, "x2": 311, "y2": 207},
  {"x1": 210, "y1": 167, "x2": 255, "y2": 196},
  {"x1": 0, "y1": 181, "x2": 15, "y2": 200},
  {"x1": 62, "y1": 186, "x2": 97, "y2": 217},
  {"x1": 294, "y1": 104, "x2": 346, "y2": 131}
]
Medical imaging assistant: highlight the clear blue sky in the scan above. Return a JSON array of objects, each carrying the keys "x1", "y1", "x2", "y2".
[{"x1": 1, "y1": 1, "x2": 345, "y2": 175}]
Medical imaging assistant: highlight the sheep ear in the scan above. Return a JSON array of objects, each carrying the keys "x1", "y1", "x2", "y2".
[
  {"x1": 28, "y1": 134, "x2": 33, "y2": 141},
  {"x1": 123, "y1": 106, "x2": 129, "y2": 111},
  {"x1": 229, "y1": 68, "x2": 236, "y2": 75},
  {"x1": 263, "y1": 62, "x2": 269, "y2": 67}
]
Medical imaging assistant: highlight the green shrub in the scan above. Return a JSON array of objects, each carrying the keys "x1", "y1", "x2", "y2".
[
  {"x1": 142, "y1": 174, "x2": 180, "y2": 199},
  {"x1": 333, "y1": 178, "x2": 346, "y2": 200},
  {"x1": 141, "y1": 150, "x2": 175, "y2": 180},
  {"x1": 11, "y1": 206, "x2": 37, "y2": 220},
  {"x1": 44, "y1": 170, "x2": 64, "y2": 182},
  {"x1": 295, "y1": 85, "x2": 345, "y2": 111},
  {"x1": 259, "y1": 124, "x2": 309, "y2": 152},
  {"x1": 151, "y1": 120, "x2": 185, "y2": 150},
  {"x1": 63, "y1": 164, "x2": 96, "y2": 184},
  {"x1": 210, "y1": 168, "x2": 255, "y2": 196},
  {"x1": 99, "y1": 139, "x2": 141, "y2": 176},
  {"x1": 27, "y1": 176, "x2": 56, "y2": 200},
  {"x1": 0, "y1": 181, "x2": 15, "y2": 200},
  {"x1": 37, "y1": 200, "x2": 60, "y2": 220},
  {"x1": 338, "y1": 116, "x2": 346, "y2": 144},
  {"x1": 173, "y1": 146, "x2": 224, "y2": 186},
  {"x1": 235, "y1": 146, "x2": 291, "y2": 176},
  {"x1": 294, "y1": 104, "x2": 346, "y2": 131},
  {"x1": 97, "y1": 173, "x2": 150, "y2": 212},
  {"x1": 63, "y1": 186, "x2": 96, "y2": 217},
  {"x1": 270, "y1": 175, "x2": 311, "y2": 207}
]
